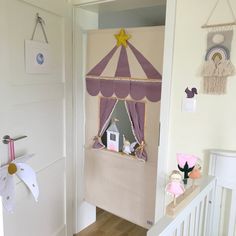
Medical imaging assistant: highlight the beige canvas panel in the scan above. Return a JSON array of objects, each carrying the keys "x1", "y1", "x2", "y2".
[{"x1": 84, "y1": 26, "x2": 164, "y2": 228}]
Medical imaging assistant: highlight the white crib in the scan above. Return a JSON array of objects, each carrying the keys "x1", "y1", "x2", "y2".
[{"x1": 148, "y1": 150, "x2": 236, "y2": 236}]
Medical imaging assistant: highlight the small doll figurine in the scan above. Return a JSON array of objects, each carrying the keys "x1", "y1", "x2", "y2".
[
  {"x1": 166, "y1": 170, "x2": 185, "y2": 206},
  {"x1": 189, "y1": 163, "x2": 201, "y2": 188},
  {"x1": 122, "y1": 135, "x2": 131, "y2": 155}
]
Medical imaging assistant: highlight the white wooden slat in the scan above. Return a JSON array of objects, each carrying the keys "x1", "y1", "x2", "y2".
[
  {"x1": 205, "y1": 188, "x2": 215, "y2": 236},
  {"x1": 211, "y1": 186, "x2": 223, "y2": 236},
  {"x1": 176, "y1": 223, "x2": 181, "y2": 236},
  {"x1": 183, "y1": 215, "x2": 190, "y2": 236},
  {"x1": 202, "y1": 194, "x2": 210, "y2": 236},
  {"x1": 194, "y1": 203, "x2": 200, "y2": 236},
  {"x1": 228, "y1": 190, "x2": 236, "y2": 236},
  {"x1": 189, "y1": 208, "x2": 195, "y2": 236},
  {"x1": 198, "y1": 201, "x2": 204, "y2": 236}
]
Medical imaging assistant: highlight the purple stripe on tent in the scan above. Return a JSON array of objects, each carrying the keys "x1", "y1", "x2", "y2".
[
  {"x1": 114, "y1": 80, "x2": 130, "y2": 98},
  {"x1": 87, "y1": 46, "x2": 118, "y2": 76},
  {"x1": 127, "y1": 42, "x2": 162, "y2": 80},
  {"x1": 145, "y1": 82, "x2": 162, "y2": 102},
  {"x1": 130, "y1": 81, "x2": 146, "y2": 100},
  {"x1": 86, "y1": 77, "x2": 100, "y2": 96},
  {"x1": 115, "y1": 46, "x2": 131, "y2": 77},
  {"x1": 100, "y1": 79, "x2": 114, "y2": 97}
]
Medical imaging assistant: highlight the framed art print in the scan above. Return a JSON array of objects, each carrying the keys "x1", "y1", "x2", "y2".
[{"x1": 25, "y1": 40, "x2": 51, "y2": 74}]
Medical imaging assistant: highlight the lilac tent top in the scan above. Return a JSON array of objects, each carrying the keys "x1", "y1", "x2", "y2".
[{"x1": 86, "y1": 38, "x2": 162, "y2": 102}]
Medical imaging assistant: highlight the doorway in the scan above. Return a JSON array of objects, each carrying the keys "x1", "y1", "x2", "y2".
[{"x1": 73, "y1": 0, "x2": 175, "y2": 234}]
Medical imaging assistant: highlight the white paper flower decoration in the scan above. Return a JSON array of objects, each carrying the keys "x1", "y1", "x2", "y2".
[{"x1": 0, "y1": 154, "x2": 39, "y2": 212}]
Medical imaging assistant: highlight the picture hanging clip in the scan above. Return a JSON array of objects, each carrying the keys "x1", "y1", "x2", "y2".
[{"x1": 31, "y1": 13, "x2": 49, "y2": 43}]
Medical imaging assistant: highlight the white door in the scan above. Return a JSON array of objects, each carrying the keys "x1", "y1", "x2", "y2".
[{"x1": 0, "y1": 0, "x2": 72, "y2": 236}]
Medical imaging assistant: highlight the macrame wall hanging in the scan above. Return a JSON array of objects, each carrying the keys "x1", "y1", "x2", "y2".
[{"x1": 201, "y1": 0, "x2": 236, "y2": 94}]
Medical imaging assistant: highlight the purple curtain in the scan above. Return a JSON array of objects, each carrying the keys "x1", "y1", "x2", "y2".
[
  {"x1": 93, "y1": 97, "x2": 118, "y2": 149},
  {"x1": 125, "y1": 101, "x2": 147, "y2": 161}
]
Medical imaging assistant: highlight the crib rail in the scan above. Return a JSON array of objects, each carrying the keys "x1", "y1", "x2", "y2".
[
  {"x1": 147, "y1": 176, "x2": 216, "y2": 236},
  {"x1": 209, "y1": 150, "x2": 236, "y2": 236}
]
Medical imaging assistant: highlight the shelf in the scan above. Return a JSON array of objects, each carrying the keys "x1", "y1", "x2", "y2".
[{"x1": 87, "y1": 147, "x2": 145, "y2": 162}]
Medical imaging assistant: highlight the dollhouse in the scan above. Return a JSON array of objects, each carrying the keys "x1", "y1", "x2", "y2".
[{"x1": 106, "y1": 120, "x2": 121, "y2": 152}]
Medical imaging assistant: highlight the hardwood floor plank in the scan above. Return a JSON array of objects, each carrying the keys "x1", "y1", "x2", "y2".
[{"x1": 76, "y1": 209, "x2": 147, "y2": 236}]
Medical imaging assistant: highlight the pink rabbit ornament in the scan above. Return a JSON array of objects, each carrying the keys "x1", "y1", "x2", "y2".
[{"x1": 166, "y1": 170, "x2": 185, "y2": 206}]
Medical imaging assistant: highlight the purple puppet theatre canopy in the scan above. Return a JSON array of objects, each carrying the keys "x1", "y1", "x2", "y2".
[
  {"x1": 87, "y1": 28, "x2": 163, "y2": 161},
  {"x1": 86, "y1": 28, "x2": 162, "y2": 103}
]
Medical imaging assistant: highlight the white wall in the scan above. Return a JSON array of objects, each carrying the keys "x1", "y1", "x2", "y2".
[
  {"x1": 166, "y1": 5, "x2": 236, "y2": 234},
  {"x1": 167, "y1": 0, "x2": 236, "y2": 173}
]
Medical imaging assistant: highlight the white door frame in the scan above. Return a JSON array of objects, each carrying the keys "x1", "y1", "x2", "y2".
[
  {"x1": 72, "y1": 0, "x2": 177, "y2": 230},
  {"x1": 154, "y1": 0, "x2": 177, "y2": 221},
  {"x1": 64, "y1": 4, "x2": 75, "y2": 236},
  {"x1": 72, "y1": 6, "x2": 99, "y2": 233}
]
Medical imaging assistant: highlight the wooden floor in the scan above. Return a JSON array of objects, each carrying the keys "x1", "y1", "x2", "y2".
[{"x1": 76, "y1": 208, "x2": 148, "y2": 236}]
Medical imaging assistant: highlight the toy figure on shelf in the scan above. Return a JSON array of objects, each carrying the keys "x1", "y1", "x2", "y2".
[
  {"x1": 122, "y1": 135, "x2": 131, "y2": 155},
  {"x1": 177, "y1": 153, "x2": 197, "y2": 184},
  {"x1": 165, "y1": 170, "x2": 185, "y2": 206},
  {"x1": 189, "y1": 163, "x2": 202, "y2": 188},
  {"x1": 122, "y1": 135, "x2": 138, "y2": 156}
]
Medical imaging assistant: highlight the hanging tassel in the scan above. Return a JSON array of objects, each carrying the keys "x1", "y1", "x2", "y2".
[
  {"x1": 218, "y1": 60, "x2": 234, "y2": 76},
  {"x1": 202, "y1": 59, "x2": 234, "y2": 94},
  {"x1": 202, "y1": 60, "x2": 216, "y2": 77},
  {"x1": 202, "y1": 59, "x2": 234, "y2": 77},
  {"x1": 204, "y1": 76, "x2": 227, "y2": 94}
]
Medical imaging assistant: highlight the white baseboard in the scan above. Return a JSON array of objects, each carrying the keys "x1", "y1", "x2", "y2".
[{"x1": 52, "y1": 224, "x2": 66, "y2": 236}]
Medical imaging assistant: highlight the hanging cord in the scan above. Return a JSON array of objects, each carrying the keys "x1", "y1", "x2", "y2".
[
  {"x1": 204, "y1": 0, "x2": 221, "y2": 27},
  {"x1": 227, "y1": 0, "x2": 236, "y2": 23},
  {"x1": 9, "y1": 139, "x2": 15, "y2": 162},
  {"x1": 202, "y1": 0, "x2": 236, "y2": 28},
  {"x1": 31, "y1": 13, "x2": 49, "y2": 43}
]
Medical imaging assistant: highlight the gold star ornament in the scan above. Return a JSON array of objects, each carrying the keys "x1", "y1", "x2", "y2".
[{"x1": 115, "y1": 29, "x2": 131, "y2": 48}]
